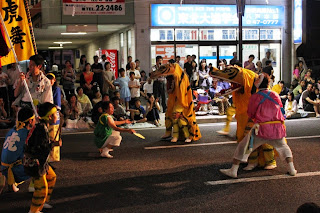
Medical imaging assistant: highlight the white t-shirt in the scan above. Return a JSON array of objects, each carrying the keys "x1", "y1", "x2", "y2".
[
  {"x1": 143, "y1": 82, "x2": 153, "y2": 94},
  {"x1": 127, "y1": 69, "x2": 141, "y2": 78},
  {"x1": 0, "y1": 72, "x2": 8, "y2": 88},
  {"x1": 128, "y1": 79, "x2": 140, "y2": 98}
]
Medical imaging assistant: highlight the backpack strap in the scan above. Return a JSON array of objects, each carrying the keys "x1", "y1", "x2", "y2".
[{"x1": 258, "y1": 91, "x2": 280, "y2": 106}]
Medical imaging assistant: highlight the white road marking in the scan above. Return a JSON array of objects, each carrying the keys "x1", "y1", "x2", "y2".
[
  {"x1": 144, "y1": 135, "x2": 320, "y2": 150},
  {"x1": 205, "y1": 171, "x2": 320, "y2": 186}
]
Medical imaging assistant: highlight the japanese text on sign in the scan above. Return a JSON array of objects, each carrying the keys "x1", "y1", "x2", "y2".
[{"x1": 151, "y1": 4, "x2": 284, "y2": 27}]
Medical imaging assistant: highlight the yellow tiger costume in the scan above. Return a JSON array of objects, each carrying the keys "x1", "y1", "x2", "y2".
[
  {"x1": 210, "y1": 65, "x2": 276, "y2": 167},
  {"x1": 151, "y1": 63, "x2": 201, "y2": 141}
]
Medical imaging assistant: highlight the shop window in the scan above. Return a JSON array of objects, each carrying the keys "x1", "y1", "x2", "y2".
[
  {"x1": 151, "y1": 45, "x2": 175, "y2": 65},
  {"x1": 243, "y1": 44, "x2": 259, "y2": 66},
  {"x1": 260, "y1": 43, "x2": 281, "y2": 82},
  {"x1": 150, "y1": 29, "x2": 174, "y2": 41},
  {"x1": 176, "y1": 44, "x2": 199, "y2": 64},
  {"x1": 260, "y1": 29, "x2": 281, "y2": 40},
  {"x1": 200, "y1": 29, "x2": 236, "y2": 41},
  {"x1": 175, "y1": 29, "x2": 198, "y2": 41}
]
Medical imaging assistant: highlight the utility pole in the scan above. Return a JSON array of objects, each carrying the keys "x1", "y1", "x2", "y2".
[{"x1": 237, "y1": 0, "x2": 245, "y2": 65}]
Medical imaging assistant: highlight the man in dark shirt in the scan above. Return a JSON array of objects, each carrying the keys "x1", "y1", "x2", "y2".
[
  {"x1": 184, "y1": 55, "x2": 193, "y2": 81},
  {"x1": 229, "y1": 52, "x2": 238, "y2": 65},
  {"x1": 302, "y1": 83, "x2": 320, "y2": 117},
  {"x1": 278, "y1": 80, "x2": 289, "y2": 106},
  {"x1": 126, "y1": 56, "x2": 132, "y2": 71},
  {"x1": 91, "y1": 56, "x2": 103, "y2": 90}
]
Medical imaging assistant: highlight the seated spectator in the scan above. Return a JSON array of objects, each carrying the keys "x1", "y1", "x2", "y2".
[
  {"x1": 80, "y1": 63, "x2": 94, "y2": 99},
  {"x1": 143, "y1": 78, "x2": 153, "y2": 98},
  {"x1": 272, "y1": 81, "x2": 282, "y2": 94},
  {"x1": 92, "y1": 90, "x2": 102, "y2": 106},
  {"x1": 293, "y1": 80, "x2": 306, "y2": 101},
  {"x1": 303, "y1": 69, "x2": 315, "y2": 85},
  {"x1": 0, "y1": 97, "x2": 14, "y2": 129},
  {"x1": 209, "y1": 79, "x2": 229, "y2": 115},
  {"x1": 285, "y1": 92, "x2": 297, "y2": 118},
  {"x1": 114, "y1": 90, "x2": 121, "y2": 100},
  {"x1": 112, "y1": 96, "x2": 127, "y2": 121},
  {"x1": 60, "y1": 91, "x2": 68, "y2": 127},
  {"x1": 76, "y1": 87, "x2": 93, "y2": 116},
  {"x1": 291, "y1": 64, "x2": 300, "y2": 89},
  {"x1": 218, "y1": 79, "x2": 230, "y2": 90},
  {"x1": 315, "y1": 88, "x2": 320, "y2": 100},
  {"x1": 129, "y1": 99, "x2": 147, "y2": 123},
  {"x1": 91, "y1": 94, "x2": 110, "y2": 125},
  {"x1": 278, "y1": 81, "x2": 290, "y2": 106},
  {"x1": 316, "y1": 79, "x2": 320, "y2": 91},
  {"x1": 65, "y1": 94, "x2": 83, "y2": 128},
  {"x1": 140, "y1": 70, "x2": 147, "y2": 98},
  {"x1": 146, "y1": 94, "x2": 160, "y2": 126},
  {"x1": 128, "y1": 71, "x2": 140, "y2": 107},
  {"x1": 301, "y1": 83, "x2": 320, "y2": 117}
]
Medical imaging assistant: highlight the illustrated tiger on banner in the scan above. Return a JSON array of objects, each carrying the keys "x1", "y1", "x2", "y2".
[
  {"x1": 210, "y1": 65, "x2": 277, "y2": 168},
  {"x1": 150, "y1": 63, "x2": 201, "y2": 142}
]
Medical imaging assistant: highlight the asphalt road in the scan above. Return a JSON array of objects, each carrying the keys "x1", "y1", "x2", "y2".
[{"x1": 1, "y1": 117, "x2": 320, "y2": 213}]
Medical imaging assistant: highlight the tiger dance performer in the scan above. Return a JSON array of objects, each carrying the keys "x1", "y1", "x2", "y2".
[
  {"x1": 24, "y1": 103, "x2": 57, "y2": 213},
  {"x1": 150, "y1": 63, "x2": 201, "y2": 142}
]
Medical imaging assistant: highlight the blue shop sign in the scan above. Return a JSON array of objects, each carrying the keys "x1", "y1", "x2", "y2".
[
  {"x1": 294, "y1": 0, "x2": 302, "y2": 43},
  {"x1": 151, "y1": 4, "x2": 284, "y2": 27}
]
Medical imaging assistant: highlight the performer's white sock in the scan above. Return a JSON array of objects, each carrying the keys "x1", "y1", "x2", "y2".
[
  {"x1": 243, "y1": 163, "x2": 258, "y2": 171},
  {"x1": 220, "y1": 164, "x2": 239, "y2": 178},
  {"x1": 287, "y1": 162, "x2": 297, "y2": 176}
]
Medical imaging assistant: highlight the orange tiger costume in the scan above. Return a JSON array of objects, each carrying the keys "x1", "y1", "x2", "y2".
[{"x1": 151, "y1": 63, "x2": 201, "y2": 141}]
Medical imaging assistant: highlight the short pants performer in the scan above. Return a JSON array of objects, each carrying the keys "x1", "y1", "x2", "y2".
[{"x1": 220, "y1": 74, "x2": 297, "y2": 178}]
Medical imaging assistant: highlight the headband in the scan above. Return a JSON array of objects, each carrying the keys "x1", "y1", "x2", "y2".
[
  {"x1": 40, "y1": 107, "x2": 57, "y2": 121},
  {"x1": 46, "y1": 73, "x2": 55, "y2": 79},
  {"x1": 16, "y1": 114, "x2": 35, "y2": 131}
]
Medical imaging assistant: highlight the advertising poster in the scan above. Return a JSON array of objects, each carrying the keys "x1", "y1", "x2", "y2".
[{"x1": 102, "y1": 49, "x2": 118, "y2": 79}]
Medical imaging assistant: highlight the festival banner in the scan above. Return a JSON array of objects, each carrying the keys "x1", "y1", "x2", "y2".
[
  {"x1": 0, "y1": 0, "x2": 35, "y2": 66},
  {"x1": 102, "y1": 49, "x2": 118, "y2": 79},
  {"x1": 63, "y1": 0, "x2": 125, "y2": 16}
]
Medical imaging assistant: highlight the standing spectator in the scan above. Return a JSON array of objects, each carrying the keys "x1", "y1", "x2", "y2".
[
  {"x1": 60, "y1": 91, "x2": 68, "y2": 127},
  {"x1": 76, "y1": 87, "x2": 92, "y2": 116},
  {"x1": 199, "y1": 62, "x2": 210, "y2": 89},
  {"x1": 135, "y1": 59, "x2": 141, "y2": 71},
  {"x1": 229, "y1": 52, "x2": 238, "y2": 65},
  {"x1": 291, "y1": 64, "x2": 300, "y2": 89},
  {"x1": 293, "y1": 80, "x2": 306, "y2": 101},
  {"x1": 100, "y1": 54, "x2": 107, "y2": 71},
  {"x1": 298, "y1": 61, "x2": 306, "y2": 82},
  {"x1": 256, "y1": 61, "x2": 263, "y2": 74},
  {"x1": 219, "y1": 59, "x2": 227, "y2": 70},
  {"x1": 146, "y1": 94, "x2": 161, "y2": 126},
  {"x1": 140, "y1": 70, "x2": 147, "y2": 98},
  {"x1": 14, "y1": 54, "x2": 53, "y2": 109},
  {"x1": 112, "y1": 96, "x2": 127, "y2": 121},
  {"x1": 143, "y1": 78, "x2": 154, "y2": 97},
  {"x1": 127, "y1": 62, "x2": 141, "y2": 79},
  {"x1": 102, "y1": 62, "x2": 115, "y2": 96},
  {"x1": 285, "y1": 92, "x2": 297, "y2": 118},
  {"x1": 80, "y1": 63, "x2": 94, "y2": 99},
  {"x1": 78, "y1": 55, "x2": 87, "y2": 73},
  {"x1": 6, "y1": 63, "x2": 20, "y2": 116},
  {"x1": 128, "y1": 72, "x2": 140, "y2": 107},
  {"x1": 244, "y1": 55, "x2": 256, "y2": 72},
  {"x1": 184, "y1": 55, "x2": 193, "y2": 81},
  {"x1": 0, "y1": 66, "x2": 9, "y2": 113},
  {"x1": 304, "y1": 69, "x2": 315, "y2": 85},
  {"x1": 301, "y1": 84, "x2": 320, "y2": 117},
  {"x1": 191, "y1": 61, "x2": 199, "y2": 89},
  {"x1": 192, "y1": 55, "x2": 197, "y2": 67},
  {"x1": 152, "y1": 55, "x2": 166, "y2": 112},
  {"x1": 208, "y1": 63, "x2": 213, "y2": 70},
  {"x1": 61, "y1": 60, "x2": 75, "y2": 100},
  {"x1": 0, "y1": 97, "x2": 14, "y2": 129},
  {"x1": 126, "y1": 56, "x2": 132, "y2": 71},
  {"x1": 175, "y1": 55, "x2": 184, "y2": 68},
  {"x1": 91, "y1": 56, "x2": 104, "y2": 90},
  {"x1": 114, "y1": 68, "x2": 131, "y2": 110},
  {"x1": 262, "y1": 51, "x2": 274, "y2": 67}
]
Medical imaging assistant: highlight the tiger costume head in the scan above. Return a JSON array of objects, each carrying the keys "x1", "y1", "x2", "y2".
[{"x1": 150, "y1": 63, "x2": 178, "y2": 79}]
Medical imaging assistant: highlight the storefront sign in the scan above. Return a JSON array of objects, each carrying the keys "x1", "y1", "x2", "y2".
[
  {"x1": 151, "y1": 4, "x2": 284, "y2": 27},
  {"x1": 63, "y1": 0, "x2": 125, "y2": 15},
  {"x1": 102, "y1": 49, "x2": 119, "y2": 79},
  {"x1": 294, "y1": 0, "x2": 302, "y2": 43},
  {"x1": 175, "y1": 29, "x2": 198, "y2": 41}
]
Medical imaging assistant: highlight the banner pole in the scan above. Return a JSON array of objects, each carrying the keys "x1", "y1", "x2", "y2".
[
  {"x1": 0, "y1": 13, "x2": 39, "y2": 117},
  {"x1": 23, "y1": 0, "x2": 38, "y2": 54}
]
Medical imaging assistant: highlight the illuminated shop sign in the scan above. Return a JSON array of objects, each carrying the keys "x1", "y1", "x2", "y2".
[
  {"x1": 151, "y1": 4, "x2": 284, "y2": 27},
  {"x1": 294, "y1": 0, "x2": 302, "y2": 43}
]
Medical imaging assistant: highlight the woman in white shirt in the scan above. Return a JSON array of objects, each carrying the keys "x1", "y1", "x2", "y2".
[{"x1": 285, "y1": 92, "x2": 297, "y2": 118}]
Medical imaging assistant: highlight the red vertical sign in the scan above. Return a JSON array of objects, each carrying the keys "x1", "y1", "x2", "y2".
[{"x1": 102, "y1": 49, "x2": 118, "y2": 79}]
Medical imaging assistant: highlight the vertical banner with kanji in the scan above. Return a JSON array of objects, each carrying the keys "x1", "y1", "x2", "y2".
[
  {"x1": 102, "y1": 49, "x2": 118, "y2": 79},
  {"x1": 0, "y1": 0, "x2": 35, "y2": 66}
]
